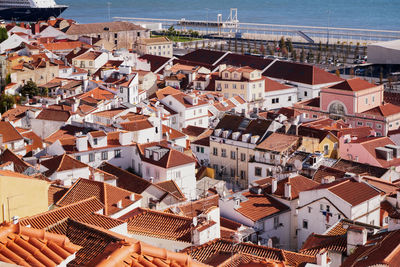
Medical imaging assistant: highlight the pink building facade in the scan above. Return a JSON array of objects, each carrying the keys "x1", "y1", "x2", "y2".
[{"x1": 294, "y1": 78, "x2": 400, "y2": 136}]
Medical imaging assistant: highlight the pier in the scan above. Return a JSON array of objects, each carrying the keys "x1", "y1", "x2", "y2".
[{"x1": 114, "y1": 9, "x2": 400, "y2": 44}]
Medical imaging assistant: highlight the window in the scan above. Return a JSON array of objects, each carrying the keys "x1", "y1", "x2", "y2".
[
  {"x1": 326, "y1": 205, "x2": 330, "y2": 212},
  {"x1": 324, "y1": 144, "x2": 329, "y2": 155},
  {"x1": 114, "y1": 33, "x2": 118, "y2": 38},
  {"x1": 304, "y1": 91, "x2": 308, "y2": 97},
  {"x1": 241, "y1": 84, "x2": 244, "y2": 89},
  {"x1": 89, "y1": 153, "x2": 94, "y2": 162},
  {"x1": 224, "y1": 84, "x2": 228, "y2": 89},
  {"x1": 274, "y1": 216, "x2": 279, "y2": 229},
  {"x1": 288, "y1": 96, "x2": 292, "y2": 102},
  {"x1": 370, "y1": 220, "x2": 374, "y2": 225},
  {"x1": 213, "y1": 147, "x2": 218, "y2": 156},
  {"x1": 221, "y1": 149, "x2": 227, "y2": 157},
  {"x1": 312, "y1": 114, "x2": 318, "y2": 118},
  {"x1": 357, "y1": 121, "x2": 363, "y2": 126},
  {"x1": 308, "y1": 207, "x2": 312, "y2": 213},
  {"x1": 137, "y1": 32, "x2": 141, "y2": 37},
  {"x1": 303, "y1": 220, "x2": 308, "y2": 229},
  {"x1": 372, "y1": 96, "x2": 375, "y2": 102},
  {"x1": 241, "y1": 153, "x2": 246, "y2": 161},
  {"x1": 230, "y1": 168, "x2": 235, "y2": 177},
  {"x1": 94, "y1": 138, "x2": 98, "y2": 145},
  {"x1": 233, "y1": 84, "x2": 237, "y2": 89},
  {"x1": 231, "y1": 151, "x2": 236, "y2": 159},
  {"x1": 114, "y1": 149, "x2": 121, "y2": 158},
  {"x1": 101, "y1": 151, "x2": 108, "y2": 160},
  {"x1": 320, "y1": 204, "x2": 324, "y2": 210},
  {"x1": 114, "y1": 39, "x2": 117, "y2": 45},
  {"x1": 376, "y1": 124, "x2": 382, "y2": 129},
  {"x1": 272, "y1": 98, "x2": 279, "y2": 104},
  {"x1": 240, "y1": 170, "x2": 246, "y2": 180},
  {"x1": 76, "y1": 155, "x2": 81, "y2": 161},
  {"x1": 224, "y1": 73, "x2": 228, "y2": 78},
  {"x1": 175, "y1": 171, "x2": 181, "y2": 178},
  {"x1": 365, "y1": 98, "x2": 368, "y2": 104},
  {"x1": 255, "y1": 167, "x2": 262, "y2": 176},
  {"x1": 213, "y1": 164, "x2": 218, "y2": 171}
]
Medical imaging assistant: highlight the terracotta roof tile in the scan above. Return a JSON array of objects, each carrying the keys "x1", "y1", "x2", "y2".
[
  {"x1": 0, "y1": 223, "x2": 81, "y2": 266},
  {"x1": 312, "y1": 166, "x2": 346, "y2": 183},
  {"x1": 0, "y1": 149, "x2": 32, "y2": 173},
  {"x1": 264, "y1": 175, "x2": 320, "y2": 199},
  {"x1": 256, "y1": 133, "x2": 300, "y2": 153},
  {"x1": 48, "y1": 184, "x2": 68, "y2": 206},
  {"x1": 332, "y1": 159, "x2": 388, "y2": 178},
  {"x1": 98, "y1": 162, "x2": 151, "y2": 194},
  {"x1": 264, "y1": 77, "x2": 292, "y2": 92},
  {"x1": 66, "y1": 21, "x2": 145, "y2": 35},
  {"x1": 342, "y1": 230, "x2": 400, "y2": 266},
  {"x1": 41, "y1": 154, "x2": 88, "y2": 177},
  {"x1": 235, "y1": 192, "x2": 290, "y2": 222},
  {"x1": 0, "y1": 121, "x2": 24, "y2": 143},
  {"x1": 56, "y1": 178, "x2": 141, "y2": 216},
  {"x1": 19, "y1": 197, "x2": 104, "y2": 229},
  {"x1": 361, "y1": 103, "x2": 400, "y2": 117},
  {"x1": 118, "y1": 208, "x2": 193, "y2": 243},
  {"x1": 183, "y1": 238, "x2": 316, "y2": 266},
  {"x1": 36, "y1": 108, "x2": 71, "y2": 121},
  {"x1": 328, "y1": 78, "x2": 377, "y2": 92},
  {"x1": 310, "y1": 178, "x2": 380, "y2": 206},
  {"x1": 175, "y1": 195, "x2": 219, "y2": 218},
  {"x1": 121, "y1": 119, "x2": 154, "y2": 131},
  {"x1": 155, "y1": 180, "x2": 186, "y2": 200}
]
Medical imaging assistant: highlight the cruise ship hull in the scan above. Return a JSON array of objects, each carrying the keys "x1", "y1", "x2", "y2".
[{"x1": 0, "y1": 6, "x2": 68, "y2": 21}]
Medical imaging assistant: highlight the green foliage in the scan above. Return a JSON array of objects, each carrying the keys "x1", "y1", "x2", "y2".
[
  {"x1": 300, "y1": 47, "x2": 305, "y2": 62},
  {"x1": 279, "y1": 36, "x2": 285, "y2": 49},
  {"x1": 0, "y1": 93, "x2": 15, "y2": 114},
  {"x1": 20, "y1": 81, "x2": 43, "y2": 98},
  {"x1": 292, "y1": 49, "x2": 297, "y2": 61},
  {"x1": 0, "y1": 27, "x2": 8, "y2": 43},
  {"x1": 286, "y1": 38, "x2": 293, "y2": 52},
  {"x1": 5, "y1": 73, "x2": 11, "y2": 85}
]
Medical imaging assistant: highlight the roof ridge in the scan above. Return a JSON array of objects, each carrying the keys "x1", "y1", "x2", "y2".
[
  {"x1": 131, "y1": 207, "x2": 192, "y2": 221},
  {"x1": 27, "y1": 196, "x2": 101, "y2": 220},
  {"x1": 55, "y1": 177, "x2": 83, "y2": 206}
]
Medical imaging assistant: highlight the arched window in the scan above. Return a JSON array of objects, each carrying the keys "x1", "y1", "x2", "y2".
[{"x1": 329, "y1": 102, "x2": 346, "y2": 120}]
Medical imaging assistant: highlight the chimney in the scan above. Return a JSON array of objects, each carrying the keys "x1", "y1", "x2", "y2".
[
  {"x1": 11, "y1": 216, "x2": 19, "y2": 224},
  {"x1": 129, "y1": 193, "x2": 135, "y2": 201},
  {"x1": 117, "y1": 200, "x2": 123, "y2": 209},
  {"x1": 316, "y1": 249, "x2": 329, "y2": 267},
  {"x1": 72, "y1": 98, "x2": 79, "y2": 113},
  {"x1": 271, "y1": 178, "x2": 277, "y2": 194},
  {"x1": 284, "y1": 182, "x2": 292, "y2": 199},
  {"x1": 354, "y1": 174, "x2": 363, "y2": 183},
  {"x1": 347, "y1": 226, "x2": 367, "y2": 256}
]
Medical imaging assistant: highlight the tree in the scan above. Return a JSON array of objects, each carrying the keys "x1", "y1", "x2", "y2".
[
  {"x1": 292, "y1": 49, "x2": 297, "y2": 61},
  {"x1": 21, "y1": 81, "x2": 40, "y2": 98},
  {"x1": 260, "y1": 43, "x2": 265, "y2": 55},
  {"x1": 0, "y1": 93, "x2": 15, "y2": 114},
  {"x1": 286, "y1": 38, "x2": 293, "y2": 52},
  {"x1": 300, "y1": 47, "x2": 305, "y2": 63},
  {"x1": 5, "y1": 73, "x2": 11, "y2": 85},
  {"x1": 0, "y1": 28, "x2": 8, "y2": 43},
  {"x1": 279, "y1": 36, "x2": 285, "y2": 50},
  {"x1": 316, "y1": 52, "x2": 321, "y2": 64},
  {"x1": 167, "y1": 26, "x2": 175, "y2": 36}
]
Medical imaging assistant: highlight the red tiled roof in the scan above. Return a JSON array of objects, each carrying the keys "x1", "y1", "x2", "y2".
[
  {"x1": 56, "y1": 178, "x2": 141, "y2": 216},
  {"x1": 175, "y1": 195, "x2": 219, "y2": 218},
  {"x1": 358, "y1": 137, "x2": 400, "y2": 168},
  {"x1": 342, "y1": 230, "x2": 400, "y2": 267},
  {"x1": 236, "y1": 192, "x2": 290, "y2": 222},
  {"x1": 42, "y1": 41, "x2": 91, "y2": 51},
  {"x1": 121, "y1": 119, "x2": 154, "y2": 131},
  {"x1": 183, "y1": 238, "x2": 316, "y2": 266},
  {"x1": 41, "y1": 154, "x2": 88, "y2": 177},
  {"x1": 19, "y1": 196, "x2": 104, "y2": 229},
  {"x1": 361, "y1": 103, "x2": 400, "y2": 117},
  {"x1": 21, "y1": 130, "x2": 43, "y2": 153},
  {"x1": 0, "y1": 223, "x2": 81, "y2": 266},
  {"x1": 155, "y1": 180, "x2": 186, "y2": 200},
  {"x1": 139, "y1": 54, "x2": 171, "y2": 73},
  {"x1": 264, "y1": 175, "x2": 320, "y2": 199},
  {"x1": 98, "y1": 162, "x2": 151, "y2": 194},
  {"x1": 137, "y1": 142, "x2": 196, "y2": 168},
  {"x1": 264, "y1": 77, "x2": 292, "y2": 92},
  {"x1": 312, "y1": 166, "x2": 346, "y2": 183},
  {"x1": 328, "y1": 78, "x2": 377, "y2": 92},
  {"x1": 118, "y1": 208, "x2": 193, "y2": 243},
  {"x1": 256, "y1": 133, "x2": 300, "y2": 152},
  {"x1": 48, "y1": 184, "x2": 68, "y2": 206},
  {"x1": 162, "y1": 125, "x2": 186, "y2": 140},
  {"x1": 89, "y1": 130, "x2": 107, "y2": 137},
  {"x1": 0, "y1": 121, "x2": 24, "y2": 143},
  {"x1": 263, "y1": 60, "x2": 343, "y2": 85},
  {"x1": 0, "y1": 149, "x2": 32, "y2": 173},
  {"x1": 310, "y1": 178, "x2": 380, "y2": 206},
  {"x1": 36, "y1": 108, "x2": 71, "y2": 121}
]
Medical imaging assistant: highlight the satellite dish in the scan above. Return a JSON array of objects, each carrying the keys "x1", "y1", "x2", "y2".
[{"x1": 294, "y1": 160, "x2": 303, "y2": 171}]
